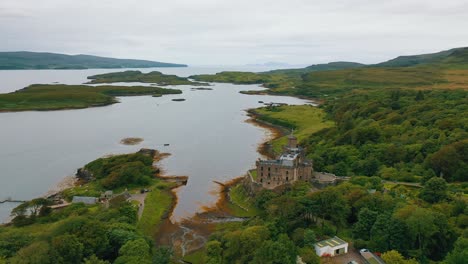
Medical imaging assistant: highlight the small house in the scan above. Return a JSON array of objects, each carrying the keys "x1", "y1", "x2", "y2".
[
  {"x1": 101, "y1": 190, "x2": 114, "y2": 199},
  {"x1": 72, "y1": 196, "x2": 98, "y2": 205},
  {"x1": 314, "y1": 236, "x2": 348, "y2": 257}
]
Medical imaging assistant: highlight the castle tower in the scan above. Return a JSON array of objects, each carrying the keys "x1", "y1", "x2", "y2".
[{"x1": 287, "y1": 132, "x2": 297, "y2": 149}]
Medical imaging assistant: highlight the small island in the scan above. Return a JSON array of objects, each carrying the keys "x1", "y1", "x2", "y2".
[
  {"x1": 120, "y1": 137, "x2": 144, "y2": 145},
  {"x1": 0, "y1": 84, "x2": 182, "y2": 112},
  {"x1": 87, "y1": 70, "x2": 209, "y2": 86}
]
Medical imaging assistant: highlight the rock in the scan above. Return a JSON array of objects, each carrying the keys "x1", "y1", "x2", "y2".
[
  {"x1": 137, "y1": 148, "x2": 157, "y2": 157},
  {"x1": 76, "y1": 168, "x2": 94, "y2": 182}
]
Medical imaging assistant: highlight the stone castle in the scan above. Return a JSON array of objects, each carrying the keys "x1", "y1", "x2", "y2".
[{"x1": 255, "y1": 134, "x2": 313, "y2": 189}]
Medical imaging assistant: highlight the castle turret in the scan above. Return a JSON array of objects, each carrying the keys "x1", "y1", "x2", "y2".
[{"x1": 288, "y1": 134, "x2": 297, "y2": 149}]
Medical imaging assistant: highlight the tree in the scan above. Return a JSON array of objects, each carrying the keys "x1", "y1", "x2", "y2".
[
  {"x1": 303, "y1": 229, "x2": 316, "y2": 246},
  {"x1": 400, "y1": 207, "x2": 438, "y2": 258},
  {"x1": 305, "y1": 188, "x2": 350, "y2": 227},
  {"x1": 152, "y1": 246, "x2": 172, "y2": 264},
  {"x1": 353, "y1": 208, "x2": 378, "y2": 240},
  {"x1": 9, "y1": 241, "x2": 52, "y2": 264},
  {"x1": 298, "y1": 246, "x2": 320, "y2": 264},
  {"x1": 420, "y1": 177, "x2": 448, "y2": 203},
  {"x1": 252, "y1": 234, "x2": 297, "y2": 264},
  {"x1": 381, "y1": 250, "x2": 418, "y2": 264},
  {"x1": 51, "y1": 234, "x2": 84, "y2": 264},
  {"x1": 205, "y1": 240, "x2": 222, "y2": 264},
  {"x1": 83, "y1": 255, "x2": 110, "y2": 264},
  {"x1": 114, "y1": 239, "x2": 151, "y2": 264},
  {"x1": 444, "y1": 236, "x2": 468, "y2": 264}
]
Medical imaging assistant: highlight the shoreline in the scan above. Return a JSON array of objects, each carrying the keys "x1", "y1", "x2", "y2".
[{"x1": 245, "y1": 108, "x2": 290, "y2": 158}]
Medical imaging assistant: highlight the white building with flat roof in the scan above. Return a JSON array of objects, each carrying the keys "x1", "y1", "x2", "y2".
[{"x1": 314, "y1": 236, "x2": 348, "y2": 257}]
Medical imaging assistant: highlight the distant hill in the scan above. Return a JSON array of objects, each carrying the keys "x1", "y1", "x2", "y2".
[
  {"x1": 0, "y1": 51, "x2": 187, "y2": 70},
  {"x1": 375, "y1": 47, "x2": 468, "y2": 68},
  {"x1": 265, "y1": 61, "x2": 365, "y2": 76}
]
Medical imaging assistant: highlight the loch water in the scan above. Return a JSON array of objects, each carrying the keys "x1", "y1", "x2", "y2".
[{"x1": 0, "y1": 66, "x2": 311, "y2": 223}]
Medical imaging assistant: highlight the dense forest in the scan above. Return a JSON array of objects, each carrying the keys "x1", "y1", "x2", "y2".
[{"x1": 195, "y1": 177, "x2": 466, "y2": 263}]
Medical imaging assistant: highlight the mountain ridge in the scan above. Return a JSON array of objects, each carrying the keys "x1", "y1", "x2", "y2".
[{"x1": 0, "y1": 51, "x2": 187, "y2": 69}]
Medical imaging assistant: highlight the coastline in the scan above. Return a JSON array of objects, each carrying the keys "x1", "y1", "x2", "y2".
[{"x1": 245, "y1": 108, "x2": 290, "y2": 158}]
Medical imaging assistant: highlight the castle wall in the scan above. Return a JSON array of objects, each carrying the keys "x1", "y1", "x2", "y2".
[{"x1": 256, "y1": 161, "x2": 313, "y2": 189}]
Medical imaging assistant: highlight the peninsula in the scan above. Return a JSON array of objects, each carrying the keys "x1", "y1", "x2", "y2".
[
  {"x1": 0, "y1": 84, "x2": 181, "y2": 111},
  {"x1": 0, "y1": 51, "x2": 187, "y2": 70}
]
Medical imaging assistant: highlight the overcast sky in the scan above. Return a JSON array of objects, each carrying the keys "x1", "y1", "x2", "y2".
[{"x1": 1, "y1": 0, "x2": 467, "y2": 65}]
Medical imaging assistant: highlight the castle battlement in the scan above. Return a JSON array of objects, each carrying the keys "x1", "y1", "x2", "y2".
[{"x1": 255, "y1": 134, "x2": 313, "y2": 189}]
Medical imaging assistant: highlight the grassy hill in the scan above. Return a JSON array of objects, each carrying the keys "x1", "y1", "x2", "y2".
[
  {"x1": 266, "y1": 61, "x2": 365, "y2": 76},
  {"x1": 374, "y1": 47, "x2": 468, "y2": 68},
  {"x1": 191, "y1": 47, "x2": 468, "y2": 98},
  {"x1": 0, "y1": 51, "x2": 187, "y2": 70}
]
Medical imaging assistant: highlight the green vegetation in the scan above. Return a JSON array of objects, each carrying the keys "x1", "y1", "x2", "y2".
[
  {"x1": 186, "y1": 47, "x2": 467, "y2": 263},
  {"x1": 1, "y1": 150, "x2": 176, "y2": 263},
  {"x1": 303, "y1": 89, "x2": 467, "y2": 182},
  {"x1": 265, "y1": 61, "x2": 365, "y2": 76},
  {"x1": 0, "y1": 51, "x2": 186, "y2": 70},
  {"x1": 227, "y1": 184, "x2": 260, "y2": 217},
  {"x1": 249, "y1": 169, "x2": 258, "y2": 181},
  {"x1": 137, "y1": 181, "x2": 177, "y2": 235},
  {"x1": 83, "y1": 152, "x2": 156, "y2": 190},
  {"x1": 87, "y1": 70, "x2": 207, "y2": 85},
  {"x1": 252, "y1": 105, "x2": 334, "y2": 153},
  {"x1": 0, "y1": 84, "x2": 181, "y2": 111},
  {"x1": 191, "y1": 47, "x2": 468, "y2": 97},
  {"x1": 194, "y1": 177, "x2": 466, "y2": 263}
]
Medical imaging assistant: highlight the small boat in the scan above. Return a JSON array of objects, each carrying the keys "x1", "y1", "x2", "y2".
[
  {"x1": 258, "y1": 101, "x2": 264, "y2": 103},
  {"x1": 164, "y1": 144, "x2": 170, "y2": 146}
]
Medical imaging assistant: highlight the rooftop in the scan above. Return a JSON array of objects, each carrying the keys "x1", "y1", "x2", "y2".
[
  {"x1": 72, "y1": 196, "x2": 97, "y2": 204},
  {"x1": 315, "y1": 236, "x2": 348, "y2": 248}
]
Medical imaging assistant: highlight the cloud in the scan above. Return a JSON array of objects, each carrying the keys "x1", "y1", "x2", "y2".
[{"x1": 0, "y1": 0, "x2": 467, "y2": 65}]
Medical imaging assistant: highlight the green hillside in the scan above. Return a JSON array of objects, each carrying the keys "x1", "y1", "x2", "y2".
[
  {"x1": 375, "y1": 47, "x2": 468, "y2": 68},
  {"x1": 191, "y1": 47, "x2": 468, "y2": 98},
  {"x1": 0, "y1": 51, "x2": 187, "y2": 70}
]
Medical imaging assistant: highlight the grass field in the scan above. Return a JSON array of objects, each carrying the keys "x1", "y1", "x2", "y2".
[
  {"x1": 137, "y1": 181, "x2": 177, "y2": 235},
  {"x1": 226, "y1": 184, "x2": 260, "y2": 217},
  {"x1": 0, "y1": 84, "x2": 181, "y2": 111},
  {"x1": 254, "y1": 105, "x2": 334, "y2": 153}
]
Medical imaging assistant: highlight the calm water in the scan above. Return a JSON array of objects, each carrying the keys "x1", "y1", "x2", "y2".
[{"x1": 0, "y1": 66, "x2": 310, "y2": 223}]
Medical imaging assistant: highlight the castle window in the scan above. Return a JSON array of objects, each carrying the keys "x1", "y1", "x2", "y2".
[
  {"x1": 261, "y1": 173, "x2": 263, "y2": 177},
  {"x1": 268, "y1": 182, "x2": 270, "y2": 185},
  {"x1": 261, "y1": 166, "x2": 263, "y2": 171},
  {"x1": 286, "y1": 171, "x2": 289, "y2": 175},
  {"x1": 268, "y1": 173, "x2": 270, "y2": 177},
  {"x1": 286, "y1": 177, "x2": 289, "y2": 181},
  {"x1": 268, "y1": 167, "x2": 270, "y2": 171},
  {"x1": 260, "y1": 179, "x2": 263, "y2": 183}
]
